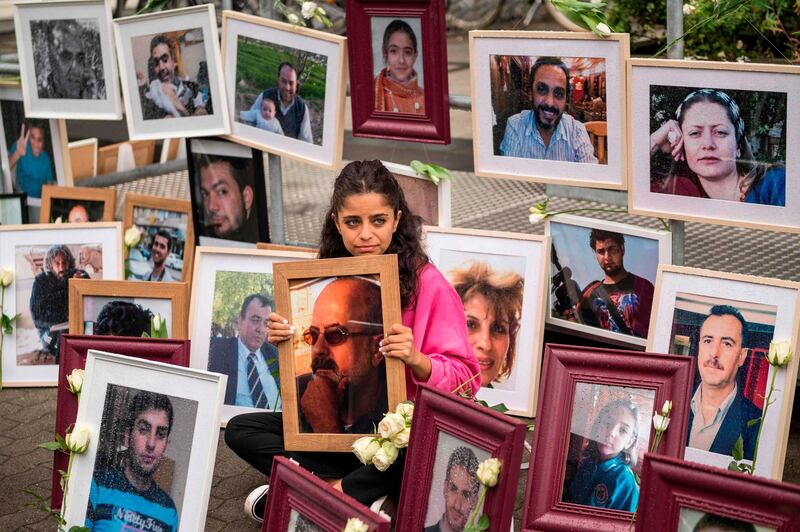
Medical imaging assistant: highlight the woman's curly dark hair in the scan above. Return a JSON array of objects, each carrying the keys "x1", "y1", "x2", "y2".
[
  {"x1": 317, "y1": 160, "x2": 429, "y2": 309},
  {"x1": 94, "y1": 301, "x2": 154, "y2": 337}
]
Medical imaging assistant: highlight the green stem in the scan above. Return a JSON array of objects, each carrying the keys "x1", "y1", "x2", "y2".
[
  {"x1": 749, "y1": 363, "x2": 778, "y2": 474},
  {"x1": 465, "y1": 485, "x2": 487, "y2": 530},
  {"x1": 545, "y1": 207, "x2": 628, "y2": 219},
  {"x1": 61, "y1": 450, "x2": 76, "y2": 527},
  {"x1": 1, "y1": 285, "x2": 6, "y2": 391},
  {"x1": 450, "y1": 372, "x2": 480, "y2": 395},
  {"x1": 651, "y1": 2, "x2": 748, "y2": 58}
]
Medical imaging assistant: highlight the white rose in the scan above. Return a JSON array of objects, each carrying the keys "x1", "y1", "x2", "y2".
[
  {"x1": 683, "y1": 4, "x2": 696, "y2": 15},
  {"x1": 390, "y1": 427, "x2": 410, "y2": 449},
  {"x1": 378, "y1": 412, "x2": 405, "y2": 439},
  {"x1": 0, "y1": 267, "x2": 13, "y2": 288},
  {"x1": 352, "y1": 437, "x2": 381, "y2": 465},
  {"x1": 343, "y1": 517, "x2": 369, "y2": 532},
  {"x1": 767, "y1": 339, "x2": 792, "y2": 367},
  {"x1": 301, "y1": 1, "x2": 318, "y2": 19},
  {"x1": 476, "y1": 457, "x2": 501, "y2": 487},
  {"x1": 287, "y1": 13, "x2": 300, "y2": 25},
  {"x1": 66, "y1": 368, "x2": 85, "y2": 395},
  {"x1": 152, "y1": 313, "x2": 163, "y2": 333},
  {"x1": 652, "y1": 413, "x2": 670, "y2": 432},
  {"x1": 54, "y1": 216, "x2": 63, "y2": 224},
  {"x1": 124, "y1": 225, "x2": 142, "y2": 248},
  {"x1": 661, "y1": 400, "x2": 672, "y2": 416},
  {"x1": 66, "y1": 425, "x2": 91, "y2": 454},
  {"x1": 595, "y1": 23, "x2": 611, "y2": 37},
  {"x1": 372, "y1": 441, "x2": 399, "y2": 472},
  {"x1": 529, "y1": 213, "x2": 546, "y2": 224},
  {"x1": 395, "y1": 401, "x2": 414, "y2": 420}
]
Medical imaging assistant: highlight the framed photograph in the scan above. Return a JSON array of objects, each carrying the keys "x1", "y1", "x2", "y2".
[
  {"x1": 345, "y1": 0, "x2": 450, "y2": 144},
  {"x1": 186, "y1": 136, "x2": 269, "y2": 246},
  {"x1": 423, "y1": 226, "x2": 548, "y2": 416},
  {"x1": 636, "y1": 454, "x2": 800, "y2": 531},
  {"x1": 51, "y1": 334, "x2": 190, "y2": 509},
  {"x1": 470, "y1": 31, "x2": 629, "y2": 189},
  {"x1": 545, "y1": 214, "x2": 672, "y2": 348},
  {"x1": 628, "y1": 59, "x2": 800, "y2": 232},
  {"x1": 0, "y1": 192, "x2": 29, "y2": 224},
  {"x1": 396, "y1": 384, "x2": 526, "y2": 532},
  {"x1": 522, "y1": 344, "x2": 695, "y2": 531},
  {"x1": 0, "y1": 222, "x2": 122, "y2": 386},
  {"x1": 383, "y1": 161, "x2": 451, "y2": 227},
  {"x1": 221, "y1": 11, "x2": 346, "y2": 169},
  {"x1": 273, "y1": 255, "x2": 405, "y2": 451},
  {"x1": 123, "y1": 192, "x2": 194, "y2": 283},
  {"x1": 39, "y1": 184, "x2": 116, "y2": 223},
  {"x1": 264, "y1": 456, "x2": 391, "y2": 532},
  {"x1": 256, "y1": 242, "x2": 318, "y2": 254},
  {"x1": 646, "y1": 265, "x2": 800, "y2": 478},
  {"x1": 61, "y1": 350, "x2": 226, "y2": 530},
  {"x1": 67, "y1": 279, "x2": 188, "y2": 337},
  {"x1": 13, "y1": 0, "x2": 122, "y2": 120},
  {"x1": 0, "y1": 83, "x2": 70, "y2": 202},
  {"x1": 187, "y1": 246, "x2": 314, "y2": 423},
  {"x1": 113, "y1": 4, "x2": 230, "y2": 140}
]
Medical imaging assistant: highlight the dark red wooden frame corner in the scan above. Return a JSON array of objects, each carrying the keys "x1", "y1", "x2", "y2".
[
  {"x1": 345, "y1": 0, "x2": 450, "y2": 144},
  {"x1": 395, "y1": 383, "x2": 527, "y2": 532},
  {"x1": 522, "y1": 343, "x2": 696, "y2": 532},
  {"x1": 51, "y1": 334, "x2": 190, "y2": 509},
  {"x1": 636, "y1": 454, "x2": 800, "y2": 531},
  {"x1": 263, "y1": 456, "x2": 391, "y2": 532}
]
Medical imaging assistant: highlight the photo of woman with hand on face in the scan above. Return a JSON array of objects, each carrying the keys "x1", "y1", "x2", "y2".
[
  {"x1": 649, "y1": 88, "x2": 785, "y2": 206},
  {"x1": 373, "y1": 19, "x2": 425, "y2": 115}
]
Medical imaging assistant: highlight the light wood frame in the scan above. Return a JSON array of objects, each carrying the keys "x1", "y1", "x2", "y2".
[
  {"x1": 40, "y1": 184, "x2": 116, "y2": 223},
  {"x1": 627, "y1": 58, "x2": 800, "y2": 232},
  {"x1": 273, "y1": 255, "x2": 405, "y2": 451},
  {"x1": 646, "y1": 264, "x2": 800, "y2": 479},
  {"x1": 68, "y1": 138, "x2": 99, "y2": 181},
  {"x1": 0, "y1": 222, "x2": 123, "y2": 387},
  {"x1": 469, "y1": 31, "x2": 630, "y2": 189},
  {"x1": 220, "y1": 10, "x2": 347, "y2": 169},
  {"x1": 256, "y1": 242, "x2": 318, "y2": 254},
  {"x1": 383, "y1": 161, "x2": 452, "y2": 227},
  {"x1": 123, "y1": 192, "x2": 195, "y2": 283},
  {"x1": 423, "y1": 225, "x2": 549, "y2": 416},
  {"x1": 187, "y1": 245, "x2": 316, "y2": 424},
  {"x1": 68, "y1": 278, "x2": 189, "y2": 337},
  {"x1": 97, "y1": 140, "x2": 156, "y2": 174},
  {"x1": 544, "y1": 214, "x2": 672, "y2": 348}
]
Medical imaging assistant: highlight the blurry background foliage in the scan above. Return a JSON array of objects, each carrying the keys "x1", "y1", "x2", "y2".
[
  {"x1": 211, "y1": 271, "x2": 274, "y2": 337},
  {"x1": 608, "y1": 0, "x2": 800, "y2": 61}
]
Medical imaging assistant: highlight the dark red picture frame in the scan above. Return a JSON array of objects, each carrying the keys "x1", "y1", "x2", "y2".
[
  {"x1": 263, "y1": 456, "x2": 391, "y2": 531},
  {"x1": 522, "y1": 344, "x2": 695, "y2": 532},
  {"x1": 395, "y1": 384, "x2": 527, "y2": 532},
  {"x1": 345, "y1": 0, "x2": 450, "y2": 144},
  {"x1": 51, "y1": 334, "x2": 190, "y2": 509},
  {"x1": 636, "y1": 454, "x2": 800, "y2": 530}
]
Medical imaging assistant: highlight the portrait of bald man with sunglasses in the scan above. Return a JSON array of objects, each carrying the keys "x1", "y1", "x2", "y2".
[{"x1": 298, "y1": 277, "x2": 386, "y2": 434}]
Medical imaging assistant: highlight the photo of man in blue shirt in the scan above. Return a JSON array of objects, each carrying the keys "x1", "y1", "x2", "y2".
[{"x1": 8, "y1": 121, "x2": 55, "y2": 199}]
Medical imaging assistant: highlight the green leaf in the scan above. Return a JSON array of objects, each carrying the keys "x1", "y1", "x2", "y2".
[
  {"x1": 747, "y1": 417, "x2": 762, "y2": 428},
  {"x1": 69, "y1": 527, "x2": 91, "y2": 532},
  {"x1": 731, "y1": 435, "x2": 744, "y2": 461},
  {"x1": 489, "y1": 403, "x2": 509, "y2": 413},
  {"x1": 136, "y1": 0, "x2": 171, "y2": 14},
  {"x1": 477, "y1": 514, "x2": 490, "y2": 530},
  {"x1": 141, "y1": 331, "x2": 151, "y2": 338},
  {"x1": 728, "y1": 460, "x2": 741, "y2": 471},
  {"x1": 38, "y1": 441, "x2": 64, "y2": 451}
]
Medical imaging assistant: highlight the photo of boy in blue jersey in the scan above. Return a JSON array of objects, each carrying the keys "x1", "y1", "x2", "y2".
[{"x1": 86, "y1": 390, "x2": 182, "y2": 531}]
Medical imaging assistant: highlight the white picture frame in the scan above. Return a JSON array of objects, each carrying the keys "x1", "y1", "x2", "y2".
[
  {"x1": 647, "y1": 264, "x2": 800, "y2": 479},
  {"x1": 423, "y1": 226, "x2": 549, "y2": 416},
  {"x1": 113, "y1": 4, "x2": 230, "y2": 140},
  {"x1": 188, "y1": 246, "x2": 314, "y2": 424},
  {"x1": 469, "y1": 31, "x2": 629, "y2": 189},
  {"x1": 628, "y1": 59, "x2": 800, "y2": 232},
  {"x1": 0, "y1": 222, "x2": 123, "y2": 387},
  {"x1": 545, "y1": 214, "x2": 672, "y2": 348},
  {"x1": 220, "y1": 11, "x2": 346, "y2": 169},
  {"x1": 13, "y1": 0, "x2": 123, "y2": 120},
  {"x1": 62, "y1": 350, "x2": 226, "y2": 530}
]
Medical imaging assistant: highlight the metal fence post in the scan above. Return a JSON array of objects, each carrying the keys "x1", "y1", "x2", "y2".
[
  {"x1": 666, "y1": 0, "x2": 686, "y2": 264},
  {"x1": 267, "y1": 153, "x2": 286, "y2": 244}
]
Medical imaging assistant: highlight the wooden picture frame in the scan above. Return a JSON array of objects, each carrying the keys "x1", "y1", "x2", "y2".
[
  {"x1": 0, "y1": 82, "x2": 71, "y2": 202},
  {"x1": 545, "y1": 214, "x2": 672, "y2": 348},
  {"x1": 264, "y1": 456, "x2": 391, "y2": 531},
  {"x1": 221, "y1": 11, "x2": 346, "y2": 169},
  {"x1": 627, "y1": 58, "x2": 800, "y2": 232},
  {"x1": 51, "y1": 334, "x2": 190, "y2": 509},
  {"x1": 522, "y1": 344, "x2": 695, "y2": 532},
  {"x1": 123, "y1": 192, "x2": 194, "y2": 283},
  {"x1": 68, "y1": 279, "x2": 188, "y2": 337},
  {"x1": 68, "y1": 138, "x2": 98, "y2": 181},
  {"x1": 469, "y1": 31, "x2": 629, "y2": 189},
  {"x1": 396, "y1": 384, "x2": 526, "y2": 532},
  {"x1": 113, "y1": 4, "x2": 230, "y2": 140},
  {"x1": 384, "y1": 161, "x2": 451, "y2": 227},
  {"x1": 0, "y1": 222, "x2": 123, "y2": 386},
  {"x1": 423, "y1": 225, "x2": 548, "y2": 416},
  {"x1": 636, "y1": 453, "x2": 800, "y2": 531},
  {"x1": 61, "y1": 350, "x2": 226, "y2": 530},
  {"x1": 256, "y1": 242, "x2": 318, "y2": 254},
  {"x1": 345, "y1": 0, "x2": 450, "y2": 144},
  {"x1": 273, "y1": 255, "x2": 405, "y2": 451},
  {"x1": 0, "y1": 192, "x2": 29, "y2": 224},
  {"x1": 188, "y1": 245, "x2": 315, "y2": 424},
  {"x1": 646, "y1": 264, "x2": 800, "y2": 478},
  {"x1": 13, "y1": 0, "x2": 123, "y2": 120},
  {"x1": 39, "y1": 184, "x2": 116, "y2": 223}
]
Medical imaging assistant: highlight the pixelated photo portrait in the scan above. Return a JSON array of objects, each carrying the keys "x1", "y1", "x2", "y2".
[
  {"x1": 81, "y1": 295, "x2": 173, "y2": 337},
  {"x1": 287, "y1": 509, "x2": 325, "y2": 532},
  {"x1": 678, "y1": 508, "x2": 774, "y2": 532},
  {"x1": 48, "y1": 198, "x2": 105, "y2": 223},
  {"x1": 30, "y1": 18, "x2": 106, "y2": 100},
  {"x1": 1, "y1": 100, "x2": 57, "y2": 199},
  {"x1": 127, "y1": 207, "x2": 189, "y2": 281},
  {"x1": 370, "y1": 17, "x2": 425, "y2": 115}
]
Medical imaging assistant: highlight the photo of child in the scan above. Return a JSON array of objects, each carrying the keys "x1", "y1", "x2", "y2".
[{"x1": 238, "y1": 94, "x2": 284, "y2": 135}]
